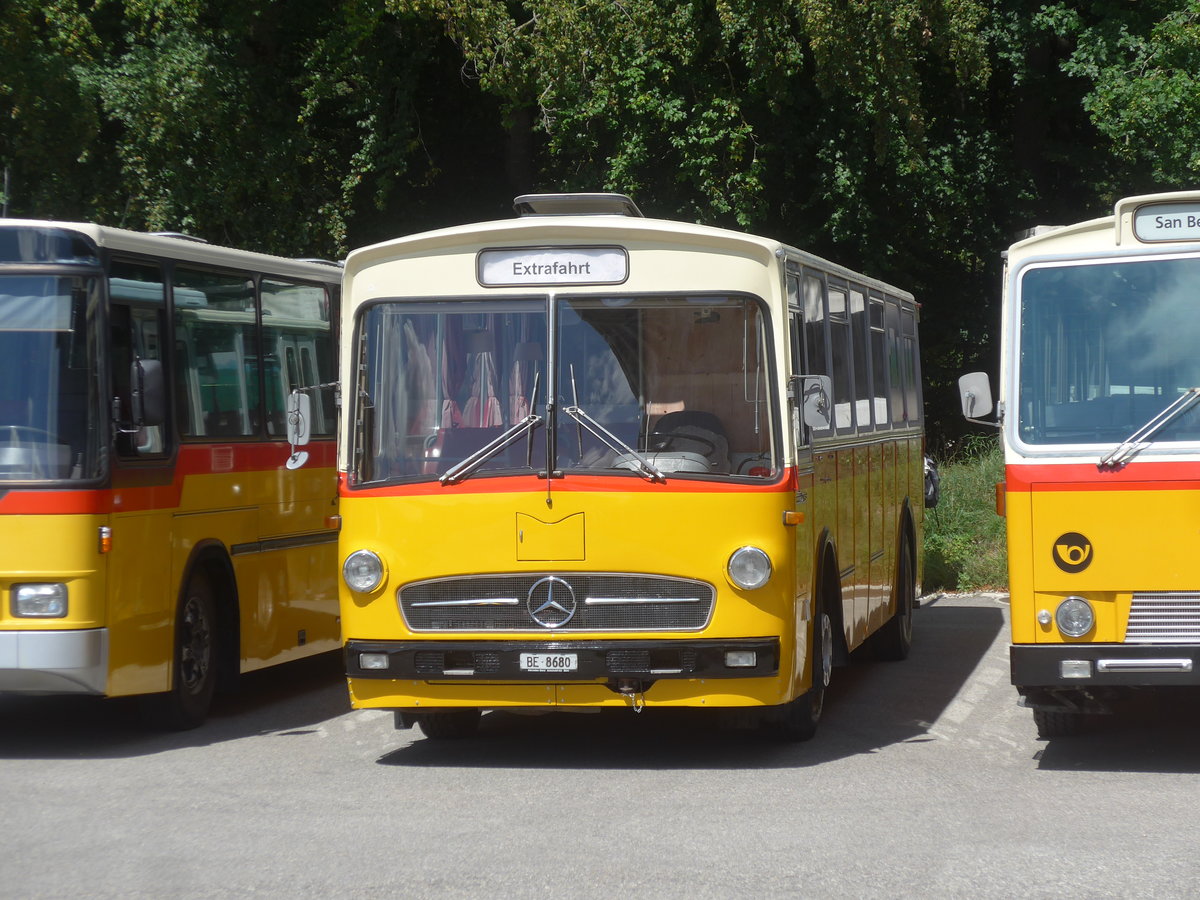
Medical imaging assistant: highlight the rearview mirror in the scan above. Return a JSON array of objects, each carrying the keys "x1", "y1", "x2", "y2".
[
  {"x1": 131, "y1": 359, "x2": 165, "y2": 427},
  {"x1": 286, "y1": 391, "x2": 311, "y2": 469},
  {"x1": 958, "y1": 371, "x2": 994, "y2": 421}
]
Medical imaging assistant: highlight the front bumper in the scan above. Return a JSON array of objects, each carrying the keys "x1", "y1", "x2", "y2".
[
  {"x1": 0, "y1": 628, "x2": 108, "y2": 694},
  {"x1": 345, "y1": 637, "x2": 779, "y2": 681},
  {"x1": 1011, "y1": 643, "x2": 1200, "y2": 688}
]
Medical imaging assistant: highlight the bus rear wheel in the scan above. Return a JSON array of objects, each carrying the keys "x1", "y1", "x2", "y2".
[
  {"x1": 873, "y1": 532, "x2": 915, "y2": 661},
  {"x1": 146, "y1": 572, "x2": 218, "y2": 730}
]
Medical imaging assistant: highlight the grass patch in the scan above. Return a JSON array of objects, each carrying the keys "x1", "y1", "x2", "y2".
[{"x1": 923, "y1": 436, "x2": 1008, "y2": 591}]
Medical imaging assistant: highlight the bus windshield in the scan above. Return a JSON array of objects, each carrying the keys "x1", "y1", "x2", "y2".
[
  {"x1": 1018, "y1": 255, "x2": 1200, "y2": 447},
  {"x1": 0, "y1": 274, "x2": 102, "y2": 482},
  {"x1": 352, "y1": 293, "x2": 777, "y2": 484}
]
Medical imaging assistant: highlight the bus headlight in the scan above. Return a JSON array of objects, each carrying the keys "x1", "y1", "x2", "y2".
[
  {"x1": 12, "y1": 583, "x2": 68, "y2": 618},
  {"x1": 728, "y1": 546, "x2": 772, "y2": 590},
  {"x1": 342, "y1": 550, "x2": 385, "y2": 594},
  {"x1": 1055, "y1": 596, "x2": 1094, "y2": 637}
]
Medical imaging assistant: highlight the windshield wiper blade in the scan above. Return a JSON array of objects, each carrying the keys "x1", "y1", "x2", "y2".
[
  {"x1": 562, "y1": 404, "x2": 666, "y2": 483},
  {"x1": 1099, "y1": 387, "x2": 1200, "y2": 470},
  {"x1": 439, "y1": 413, "x2": 543, "y2": 485}
]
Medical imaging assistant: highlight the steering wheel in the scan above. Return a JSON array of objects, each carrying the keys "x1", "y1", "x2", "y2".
[{"x1": 651, "y1": 430, "x2": 718, "y2": 457}]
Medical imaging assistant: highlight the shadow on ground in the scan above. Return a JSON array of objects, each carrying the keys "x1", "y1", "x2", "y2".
[
  {"x1": 378, "y1": 598, "x2": 1007, "y2": 770},
  {"x1": 1034, "y1": 687, "x2": 1200, "y2": 774},
  {"x1": 0, "y1": 650, "x2": 349, "y2": 760}
]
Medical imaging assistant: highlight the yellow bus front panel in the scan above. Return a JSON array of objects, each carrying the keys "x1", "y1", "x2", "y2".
[
  {"x1": 0, "y1": 512, "x2": 108, "y2": 694},
  {"x1": 1008, "y1": 462, "x2": 1200, "y2": 691},
  {"x1": 340, "y1": 481, "x2": 807, "y2": 710}
]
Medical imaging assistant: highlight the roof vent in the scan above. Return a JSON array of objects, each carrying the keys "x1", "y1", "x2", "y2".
[{"x1": 514, "y1": 193, "x2": 643, "y2": 218}]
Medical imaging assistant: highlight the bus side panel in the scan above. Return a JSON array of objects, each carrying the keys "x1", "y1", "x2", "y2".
[
  {"x1": 792, "y1": 466, "x2": 817, "y2": 698},
  {"x1": 852, "y1": 445, "x2": 871, "y2": 638},
  {"x1": 171, "y1": 506, "x2": 258, "y2": 665},
  {"x1": 836, "y1": 448, "x2": 863, "y2": 648},
  {"x1": 107, "y1": 509, "x2": 173, "y2": 695},
  {"x1": 866, "y1": 441, "x2": 885, "y2": 632},
  {"x1": 1005, "y1": 482, "x2": 1036, "y2": 644},
  {"x1": 253, "y1": 453, "x2": 341, "y2": 666}
]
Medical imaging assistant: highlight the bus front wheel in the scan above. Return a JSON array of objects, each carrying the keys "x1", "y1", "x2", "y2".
[
  {"x1": 416, "y1": 709, "x2": 482, "y2": 740},
  {"x1": 766, "y1": 605, "x2": 833, "y2": 741},
  {"x1": 147, "y1": 572, "x2": 218, "y2": 730}
]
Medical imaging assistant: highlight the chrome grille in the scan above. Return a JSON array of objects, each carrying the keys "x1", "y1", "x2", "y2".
[
  {"x1": 399, "y1": 574, "x2": 715, "y2": 633},
  {"x1": 1126, "y1": 592, "x2": 1200, "y2": 644}
]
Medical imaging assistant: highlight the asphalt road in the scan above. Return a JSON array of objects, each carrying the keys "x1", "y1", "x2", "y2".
[{"x1": 3, "y1": 593, "x2": 1199, "y2": 899}]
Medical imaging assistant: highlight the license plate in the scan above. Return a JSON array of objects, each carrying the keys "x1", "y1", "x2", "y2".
[{"x1": 519, "y1": 652, "x2": 578, "y2": 673}]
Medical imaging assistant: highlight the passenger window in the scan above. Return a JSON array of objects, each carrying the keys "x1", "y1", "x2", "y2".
[
  {"x1": 828, "y1": 286, "x2": 854, "y2": 433},
  {"x1": 174, "y1": 268, "x2": 257, "y2": 438},
  {"x1": 262, "y1": 280, "x2": 335, "y2": 436}
]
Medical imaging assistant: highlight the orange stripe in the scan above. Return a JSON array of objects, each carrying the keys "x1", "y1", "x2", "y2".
[
  {"x1": 339, "y1": 467, "x2": 797, "y2": 499},
  {"x1": 1006, "y1": 461, "x2": 1200, "y2": 492},
  {"x1": 0, "y1": 439, "x2": 337, "y2": 515}
]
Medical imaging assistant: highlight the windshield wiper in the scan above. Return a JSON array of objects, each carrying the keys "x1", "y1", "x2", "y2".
[
  {"x1": 561, "y1": 404, "x2": 666, "y2": 483},
  {"x1": 441, "y1": 375, "x2": 542, "y2": 485},
  {"x1": 1099, "y1": 387, "x2": 1200, "y2": 470}
]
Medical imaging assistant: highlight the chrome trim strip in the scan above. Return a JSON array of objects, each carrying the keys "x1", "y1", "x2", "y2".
[
  {"x1": 1096, "y1": 658, "x2": 1194, "y2": 673},
  {"x1": 411, "y1": 598, "x2": 521, "y2": 607},
  {"x1": 584, "y1": 597, "x2": 701, "y2": 605},
  {"x1": 231, "y1": 530, "x2": 339, "y2": 556}
]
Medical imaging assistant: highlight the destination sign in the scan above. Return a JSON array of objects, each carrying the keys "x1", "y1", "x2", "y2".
[
  {"x1": 1133, "y1": 202, "x2": 1200, "y2": 242},
  {"x1": 478, "y1": 246, "x2": 628, "y2": 286}
]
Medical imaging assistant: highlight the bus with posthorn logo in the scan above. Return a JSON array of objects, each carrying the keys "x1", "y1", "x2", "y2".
[{"x1": 961, "y1": 190, "x2": 1200, "y2": 737}]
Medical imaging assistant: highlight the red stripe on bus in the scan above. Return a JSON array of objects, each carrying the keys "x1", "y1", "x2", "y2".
[
  {"x1": 0, "y1": 439, "x2": 337, "y2": 515},
  {"x1": 339, "y1": 468, "x2": 799, "y2": 499},
  {"x1": 1006, "y1": 461, "x2": 1200, "y2": 491}
]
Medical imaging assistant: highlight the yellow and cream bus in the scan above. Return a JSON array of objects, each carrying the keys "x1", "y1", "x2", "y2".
[
  {"x1": 0, "y1": 219, "x2": 340, "y2": 728},
  {"x1": 338, "y1": 194, "x2": 925, "y2": 740},
  {"x1": 961, "y1": 190, "x2": 1200, "y2": 738}
]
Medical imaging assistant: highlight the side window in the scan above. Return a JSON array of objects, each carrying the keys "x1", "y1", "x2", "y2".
[
  {"x1": 261, "y1": 280, "x2": 335, "y2": 437},
  {"x1": 109, "y1": 260, "x2": 169, "y2": 457},
  {"x1": 786, "y1": 274, "x2": 808, "y2": 449},
  {"x1": 802, "y1": 273, "x2": 831, "y2": 434},
  {"x1": 901, "y1": 304, "x2": 920, "y2": 425},
  {"x1": 851, "y1": 288, "x2": 872, "y2": 432},
  {"x1": 174, "y1": 268, "x2": 257, "y2": 438},
  {"x1": 828, "y1": 285, "x2": 854, "y2": 433},
  {"x1": 886, "y1": 298, "x2": 905, "y2": 425},
  {"x1": 869, "y1": 296, "x2": 890, "y2": 429}
]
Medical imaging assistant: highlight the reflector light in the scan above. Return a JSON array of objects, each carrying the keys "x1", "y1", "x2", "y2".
[
  {"x1": 1060, "y1": 660, "x2": 1092, "y2": 679},
  {"x1": 725, "y1": 650, "x2": 757, "y2": 668}
]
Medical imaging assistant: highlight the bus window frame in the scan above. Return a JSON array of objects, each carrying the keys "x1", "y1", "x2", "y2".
[{"x1": 347, "y1": 290, "x2": 786, "y2": 488}]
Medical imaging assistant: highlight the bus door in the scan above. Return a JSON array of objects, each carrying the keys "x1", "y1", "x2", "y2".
[
  {"x1": 107, "y1": 260, "x2": 175, "y2": 695},
  {"x1": 787, "y1": 272, "x2": 817, "y2": 687}
]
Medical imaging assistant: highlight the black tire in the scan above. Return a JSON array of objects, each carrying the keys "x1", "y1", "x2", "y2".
[
  {"x1": 146, "y1": 572, "x2": 219, "y2": 730},
  {"x1": 417, "y1": 709, "x2": 482, "y2": 739},
  {"x1": 1033, "y1": 708, "x2": 1083, "y2": 739},
  {"x1": 873, "y1": 532, "x2": 915, "y2": 661},
  {"x1": 766, "y1": 604, "x2": 833, "y2": 741}
]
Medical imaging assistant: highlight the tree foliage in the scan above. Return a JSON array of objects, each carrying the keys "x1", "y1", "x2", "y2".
[{"x1": 2, "y1": 0, "x2": 1200, "y2": 442}]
